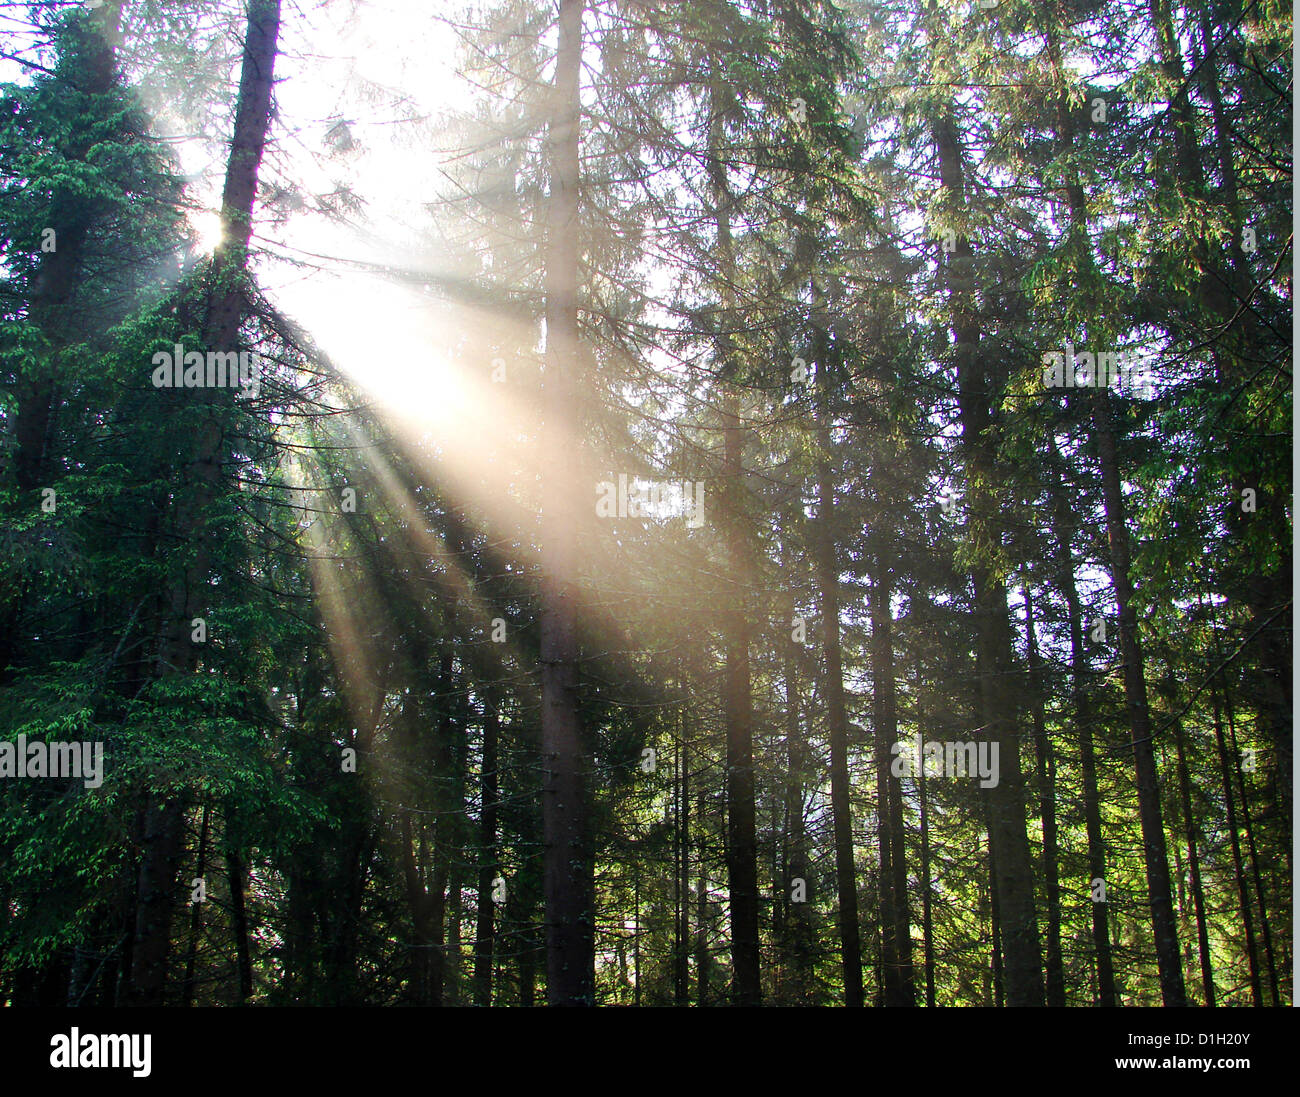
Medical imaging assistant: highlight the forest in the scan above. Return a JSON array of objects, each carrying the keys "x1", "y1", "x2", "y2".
[{"x1": 0, "y1": 0, "x2": 1291, "y2": 1009}]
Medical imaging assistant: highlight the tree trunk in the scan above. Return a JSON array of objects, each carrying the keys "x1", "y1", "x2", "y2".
[
  {"x1": 1165, "y1": 679, "x2": 1215, "y2": 1006},
  {"x1": 473, "y1": 692, "x2": 500, "y2": 1006},
  {"x1": 1091, "y1": 390, "x2": 1186, "y2": 1006},
  {"x1": 1208, "y1": 674, "x2": 1263, "y2": 1004},
  {"x1": 1023, "y1": 589, "x2": 1066, "y2": 1005},
  {"x1": 182, "y1": 804, "x2": 209, "y2": 1007},
  {"x1": 916, "y1": 659, "x2": 935, "y2": 1008},
  {"x1": 227, "y1": 846, "x2": 253, "y2": 1003},
  {"x1": 695, "y1": 781, "x2": 711, "y2": 1006},
  {"x1": 128, "y1": 0, "x2": 282, "y2": 1007},
  {"x1": 675, "y1": 719, "x2": 692, "y2": 1004},
  {"x1": 869, "y1": 542, "x2": 913, "y2": 1005},
  {"x1": 781, "y1": 596, "x2": 812, "y2": 1002},
  {"x1": 812, "y1": 381, "x2": 863, "y2": 1007},
  {"x1": 1222, "y1": 688, "x2": 1280, "y2": 1005},
  {"x1": 935, "y1": 107, "x2": 1043, "y2": 1006},
  {"x1": 1046, "y1": 438, "x2": 1117, "y2": 1006},
  {"x1": 720, "y1": 389, "x2": 760, "y2": 1006},
  {"x1": 539, "y1": 0, "x2": 594, "y2": 1007},
  {"x1": 706, "y1": 75, "x2": 760, "y2": 1006}
]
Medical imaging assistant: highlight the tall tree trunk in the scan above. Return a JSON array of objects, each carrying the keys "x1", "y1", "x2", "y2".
[
  {"x1": 181, "y1": 804, "x2": 209, "y2": 1007},
  {"x1": 473, "y1": 692, "x2": 500, "y2": 1006},
  {"x1": 1208, "y1": 674, "x2": 1263, "y2": 1004},
  {"x1": 695, "y1": 783, "x2": 711, "y2": 1006},
  {"x1": 1091, "y1": 391, "x2": 1186, "y2": 1006},
  {"x1": 1222, "y1": 688, "x2": 1280, "y2": 1005},
  {"x1": 869, "y1": 542, "x2": 913, "y2": 1005},
  {"x1": 1164, "y1": 677, "x2": 1215, "y2": 1006},
  {"x1": 127, "y1": 794, "x2": 186, "y2": 1005},
  {"x1": 781, "y1": 596, "x2": 812, "y2": 1002},
  {"x1": 984, "y1": 805, "x2": 1004, "y2": 1009},
  {"x1": 227, "y1": 846, "x2": 253, "y2": 1003},
  {"x1": 706, "y1": 77, "x2": 760, "y2": 1007},
  {"x1": 399, "y1": 813, "x2": 438, "y2": 1006},
  {"x1": 1047, "y1": 438, "x2": 1117, "y2": 1005},
  {"x1": 128, "y1": 0, "x2": 282, "y2": 1007},
  {"x1": 518, "y1": 934, "x2": 536, "y2": 1008},
  {"x1": 1040, "y1": 5, "x2": 1184, "y2": 1004},
  {"x1": 1023, "y1": 589, "x2": 1066, "y2": 1005},
  {"x1": 812, "y1": 374, "x2": 863, "y2": 1007},
  {"x1": 539, "y1": 0, "x2": 594, "y2": 1007},
  {"x1": 674, "y1": 729, "x2": 691, "y2": 1005},
  {"x1": 916, "y1": 658, "x2": 935, "y2": 1008},
  {"x1": 720, "y1": 388, "x2": 760, "y2": 1006},
  {"x1": 446, "y1": 868, "x2": 463, "y2": 1006},
  {"x1": 935, "y1": 107, "x2": 1043, "y2": 1007}
]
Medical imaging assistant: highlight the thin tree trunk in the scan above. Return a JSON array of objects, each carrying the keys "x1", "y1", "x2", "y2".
[
  {"x1": 782, "y1": 596, "x2": 812, "y2": 1001},
  {"x1": 985, "y1": 807, "x2": 1004, "y2": 1009},
  {"x1": 182, "y1": 804, "x2": 209, "y2": 1007},
  {"x1": 916, "y1": 657, "x2": 935, "y2": 1008},
  {"x1": 1206, "y1": 597, "x2": 1283, "y2": 1005},
  {"x1": 1047, "y1": 438, "x2": 1117, "y2": 1005},
  {"x1": 707, "y1": 77, "x2": 760, "y2": 1007},
  {"x1": 539, "y1": 0, "x2": 594, "y2": 1007},
  {"x1": 812, "y1": 373, "x2": 863, "y2": 1007},
  {"x1": 675, "y1": 729, "x2": 691, "y2": 1004},
  {"x1": 1168, "y1": 694, "x2": 1215, "y2": 1005},
  {"x1": 870, "y1": 542, "x2": 913, "y2": 1005},
  {"x1": 1023, "y1": 589, "x2": 1066, "y2": 1005},
  {"x1": 227, "y1": 846, "x2": 253, "y2": 1003},
  {"x1": 1223, "y1": 691, "x2": 1280, "y2": 1005},
  {"x1": 695, "y1": 781, "x2": 711, "y2": 1006},
  {"x1": 400, "y1": 815, "x2": 434, "y2": 1004},
  {"x1": 1092, "y1": 390, "x2": 1186, "y2": 1006},
  {"x1": 935, "y1": 106, "x2": 1043, "y2": 1006},
  {"x1": 473, "y1": 692, "x2": 500, "y2": 1006},
  {"x1": 1208, "y1": 674, "x2": 1263, "y2": 1005},
  {"x1": 721, "y1": 390, "x2": 760, "y2": 1006},
  {"x1": 1042, "y1": 12, "x2": 1182, "y2": 1001},
  {"x1": 518, "y1": 934, "x2": 536, "y2": 1008}
]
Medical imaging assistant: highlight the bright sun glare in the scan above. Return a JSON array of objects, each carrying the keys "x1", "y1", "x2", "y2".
[{"x1": 190, "y1": 210, "x2": 224, "y2": 254}]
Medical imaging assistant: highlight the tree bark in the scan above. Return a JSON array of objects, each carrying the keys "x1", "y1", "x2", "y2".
[
  {"x1": 869, "y1": 542, "x2": 913, "y2": 1005},
  {"x1": 181, "y1": 804, "x2": 209, "y2": 1007},
  {"x1": 705, "y1": 74, "x2": 760, "y2": 1006},
  {"x1": 1023, "y1": 589, "x2": 1066, "y2": 1005},
  {"x1": 1165, "y1": 676, "x2": 1215, "y2": 1006},
  {"x1": 1208, "y1": 673, "x2": 1263, "y2": 1005},
  {"x1": 812, "y1": 373, "x2": 863, "y2": 1007},
  {"x1": 1047, "y1": 424, "x2": 1117, "y2": 1009},
  {"x1": 473, "y1": 692, "x2": 500, "y2": 1006},
  {"x1": 1091, "y1": 391, "x2": 1186, "y2": 1006},
  {"x1": 227, "y1": 846, "x2": 253, "y2": 1003},
  {"x1": 539, "y1": 0, "x2": 594, "y2": 1007},
  {"x1": 916, "y1": 658, "x2": 935, "y2": 1008},
  {"x1": 934, "y1": 106, "x2": 1043, "y2": 1006}
]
